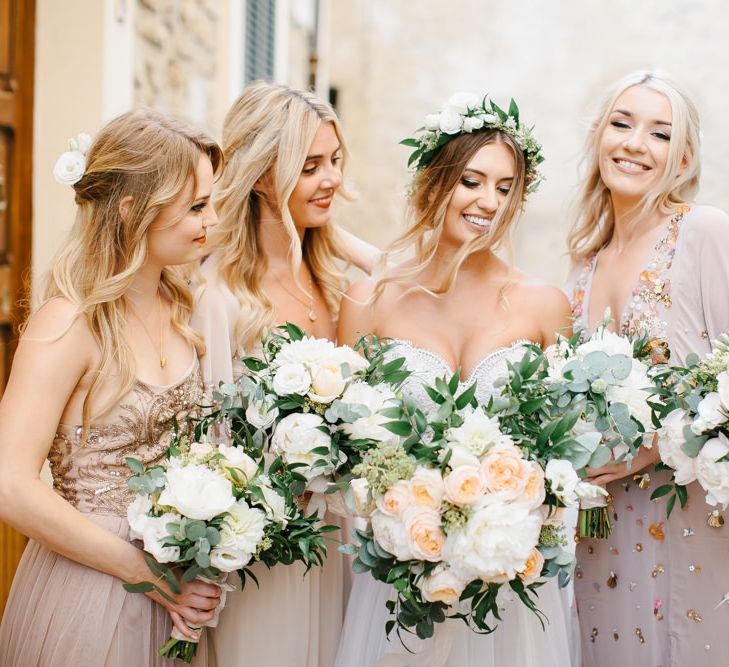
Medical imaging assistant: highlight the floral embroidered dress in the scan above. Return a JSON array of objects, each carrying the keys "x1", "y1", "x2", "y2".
[
  {"x1": 567, "y1": 205, "x2": 729, "y2": 667},
  {"x1": 0, "y1": 356, "x2": 205, "y2": 667}
]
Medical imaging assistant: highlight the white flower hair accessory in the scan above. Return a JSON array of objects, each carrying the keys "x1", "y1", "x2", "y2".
[
  {"x1": 401, "y1": 93, "x2": 545, "y2": 196},
  {"x1": 53, "y1": 132, "x2": 93, "y2": 186}
]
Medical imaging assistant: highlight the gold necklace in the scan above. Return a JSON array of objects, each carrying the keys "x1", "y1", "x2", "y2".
[
  {"x1": 130, "y1": 290, "x2": 167, "y2": 368},
  {"x1": 274, "y1": 272, "x2": 317, "y2": 322}
]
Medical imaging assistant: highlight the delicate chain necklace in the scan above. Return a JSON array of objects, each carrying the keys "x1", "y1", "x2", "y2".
[
  {"x1": 130, "y1": 290, "x2": 167, "y2": 368},
  {"x1": 274, "y1": 272, "x2": 317, "y2": 322}
]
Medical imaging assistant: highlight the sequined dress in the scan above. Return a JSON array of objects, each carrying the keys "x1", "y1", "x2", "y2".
[
  {"x1": 568, "y1": 205, "x2": 729, "y2": 667},
  {"x1": 334, "y1": 339, "x2": 579, "y2": 667},
  {"x1": 0, "y1": 356, "x2": 205, "y2": 667}
]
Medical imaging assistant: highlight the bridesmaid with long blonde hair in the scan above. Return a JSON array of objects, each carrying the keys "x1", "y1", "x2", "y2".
[
  {"x1": 192, "y1": 81, "x2": 379, "y2": 667},
  {"x1": 0, "y1": 109, "x2": 223, "y2": 666},
  {"x1": 566, "y1": 70, "x2": 729, "y2": 667}
]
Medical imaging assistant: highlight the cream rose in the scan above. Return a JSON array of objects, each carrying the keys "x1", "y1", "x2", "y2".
[
  {"x1": 480, "y1": 444, "x2": 529, "y2": 500},
  {"x1": 403, "y1": 506, "x2": 446, "y2": 561},
  {"x1": 517, "y1": 461, "x2": 546, "y2": 509},
  {"x1": 444, "y1": 465, "x2": 485, "y2": 506},
  {"x1": 410, "y1": 467, "x2": 445, "y2": 509},
  {"x1": 518, "y1": 547, "x2": 545, "y2": 585},
  {"x1": 218, "y1": 443, "x2": 259, "y2": 482},
  {"x1": 308, "y1": 360, "x2": 347, "y2": 403},
  {"x1": 421, "y1": 566, "x2": 468, "y2": 605},
  {"x1": 376, "y1": 479, "x2": 414, "y2": 517}
]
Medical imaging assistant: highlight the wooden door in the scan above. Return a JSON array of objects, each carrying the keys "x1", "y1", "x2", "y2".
[{"x1": 0, "y1": 0, "x2": 35, "y2": 616}]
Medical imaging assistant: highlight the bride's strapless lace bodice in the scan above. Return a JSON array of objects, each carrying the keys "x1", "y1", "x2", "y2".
[
  {"x1": 384, "y1": 339, "x2": 533, "y2": 414},
  {"x1": 48, "y1": 357, "x2": 204, "y2": 517}
]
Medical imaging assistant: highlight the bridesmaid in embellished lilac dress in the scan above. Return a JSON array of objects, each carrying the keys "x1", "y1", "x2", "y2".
[
  {"x1": 566, "y1": 70, "x2": 729, "y2": 667},
  {"x1": 0, "y1": 110, "x2": 223, "y2": 666}
]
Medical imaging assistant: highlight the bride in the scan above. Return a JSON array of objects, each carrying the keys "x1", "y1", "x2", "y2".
[{"x1": 335, "y1": 94, "x2": 578, "y2": 666}]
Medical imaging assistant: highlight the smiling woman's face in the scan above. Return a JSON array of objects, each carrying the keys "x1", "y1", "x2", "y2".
[{"x1": 598, "y1": 85, "x2": 673, "y2": 205}]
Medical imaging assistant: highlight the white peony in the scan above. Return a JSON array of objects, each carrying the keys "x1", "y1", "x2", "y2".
[
  {"x1": 692, "y1": 392, "x2": 728, "y2": 434},
  {"x1": 718, "y1": 371, "x2": 729, "y2": 412},
  {"x1": 444, "y1": 500, "x2": 541, "y2": 581},
  {"x1": 695, "y1": 434, "x2": 729, "y2": 508},
  {"x1": 141, "y1": 513, "x2": 182, "y2": 563},
  {"x1": 210, "y1": 500, "x2": 268, "y2": 572},
  {"x1": 421, "y1": 566, "x2": 468, "y2": 605},
  {"x1": 218, "y1": 444, "x2": 259, "y2": 482},
  {"x1": 272, "y1": 362, "x2": 311, "y2": 396},
  {"x1": 245, "y1": 398, "x2": 279, "y2": 429},
  {"x1": 446, "y1": 407, "x2": 509, "y2": 457},
  {"x1": 340, "y1": 381, "x2": 397, "y2": 442},
  {"x1": 53, "y1": 150, "x2": 86, "y2": 185},
  {"x1": 576, "y1": 330, "x2": 633, "y2": 359},
  {"x1": 158, "y1": 459, "x2": 236, "y2": 521},
  {"x1": 127, "y1": 495, "x2": 153, "y2": 540},
  {"x1": 657, "y1": 409, "x2": 697, "y2": 485},
  {"x1": 439, "y1": 107, "x2": 463, "y2": 134},
  {"x1": 270, "y1": 413, "x2": 333, "y2": 482},
  {"x1": 371, "y1": 510, "x2": 413, "y2": 560},
  {"x1": 446, "y1": 92, "x2": 480, "y2": 114},
  {"x1": 275, "y1": 337, "x2": 336, "y2": 369},
  {"x1": 328, "y1": 345, "x2": 369, "y2": 374},
  {"x1": 544, "y1": 459, "x2": 580, "y2": 506}
]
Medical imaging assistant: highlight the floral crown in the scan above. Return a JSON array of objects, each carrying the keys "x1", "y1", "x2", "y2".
[
  {"x1": 53, "y1": 132, "x2": 93, "y2": 186},
  {"x1": 400, "y1": 92, "x2": 545, "y2": 195}
]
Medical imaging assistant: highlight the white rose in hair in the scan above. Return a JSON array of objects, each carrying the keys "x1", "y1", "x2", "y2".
[
  {"x1": 270, "y1": 412, "x2": 333, "y2": 482},
  {"x1": 424, "y1": 113, "x2": 441, "y2": 131},
  {"x1": 141, "y1": 513, "x2": 182, "y2": 563},
  {"x1": 695, "y1": 434, "x2": 729, "y2": 508},
  {"x1": 218, "y1": 444, "x2": 259, "y2": 482},
  {"x1": 308, "y1": 360, "x2": 347, "y2": 403},
  {"x1": 272, "y1": 362, "x2": 311, "y2": 396},
  {"x1": 657, "y1": 409, "x2": 697, "y2": 486},
  {"x1": 446, "y1": 92, "x2": 480, "y2": 114},
  {"x1": 439, "y1": 107, "x2": 463, "y2": 135},
  {"x1": 371, "y1": 510, "x2": 413, "y2": 560},
  {"x1": 158, "y1": 459, "x2": 236, "y2": 521},
  {"x1": 245, "y1": 398, "x2": 279, "y2": 429},
  {"x1": 421, "y1": 566, "x2": 468, "y2": 605},
  {"x1": 53, "y1": 150, "x2": 86, "y2": 185},
  {"x1": 76, "y1": 132, "x2": 93, "y2": 154},
  {"x1": 462, "y1": 116, "x2": 484, "y2": 133}
]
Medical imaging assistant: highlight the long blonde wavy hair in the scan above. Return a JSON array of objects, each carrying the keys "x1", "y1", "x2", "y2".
[
  {"x1": 567, "y1": 70, "x2": 701, "y2": 262},
  {"x1": 39, "y1": 109, "x2": 223, "y2": 430},
  {"x1": 374, "y1": 130, "x2": 527, "y2": 301},
  {"x1": 210, "y1": 81, "x2": 351, "y2": 351}
]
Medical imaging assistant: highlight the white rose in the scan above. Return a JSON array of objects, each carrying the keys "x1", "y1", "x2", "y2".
[
  {"x1": 446, "y1": 92, "x2": 480, "y2": 114},
  {"x1": 424, "y1": 113, "x2": 441, "y2": 131},
  {"x1": 371, "y1": 510, "x2": 413, "y2": 560},
  {"x1": 329, "y1": 345, "x2": 369, "y2": 375},
  {"x1": 210, "y1": 546, "x2": 250, "y2": 572},
  {"x1": 545, "y1": 459, "x2": 580, "y2": 506},
  {"x1": 718, "y1": 372, "x2": 729, "y2": 411},
  {"x1": 693, "y1": 393, "x2": 728, "y2": 433},
  {"x1": 421, "y1": 566, "x2": 468, "y2": 605},
  {"x1": 275, "y1": 337, "x2": 336, "y2": 368},
  {"x1": 605, "y1": 360, "x2": 653, "y2": 427},
  {"x1": 141, "y1": 513, "x2": 182, "y2": 563},
  {"x1": 127, "y1": 495, "x2": 153, "y2": 540},
  {"x1": 76, "y1": 132, "x2": 93, "y2": 154},
  {"x1": 218, "y1": 444, "x2": 259, "y2": 482},
  {"x1": 576, "y1": 330, "x2": 633, "y2": 359},
  {"x1": 308, "y1": 360, "x2": 347, "y2": 403},
  {"x1": 258, "y1": 477, "x2": 288, "y2": 523},
  {"x1": 270, "y1": 413, "x2": 333, "y2": 482},
  {"x1": 272, "y1": 362, "x2": 311, "y2": 396},
  {"x1": 158, "y1": 459, "x2": 236, "y2": 521},
  {"x1": 462, "y1": 116, "x2": 484, "y2": 133},
  {"x1": 695, "y1": 434, "x2": 729, "y2": 508},
  {"x1": 340, "y1": 381, "x2": 397, "y2": 442},
  {"x1": 443, "y1": 500, "x2": 541, "y2": 581},
  {"x1": 210, "y1": 500, "x2": 268, "y2": 571},
  {"x1": 246, "y1": 399, "x2": 279, "y2": 429},
  {"x1": 439, "y1": 107, "x2": 463, "y2": 134},
  {"x1": 446, "y1": 407, "x2": 509, "y2": 457},
  {"x1": 657, "y1": 409, "x2": 697, "y2": 486},
  {"x1": 53, "y1": 150, "x2": 86, "y2": 185}
]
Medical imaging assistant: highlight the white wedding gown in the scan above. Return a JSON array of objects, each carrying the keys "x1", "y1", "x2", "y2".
[{"x1": 334, "y1": 340, "x2": 580, "y2": 667}]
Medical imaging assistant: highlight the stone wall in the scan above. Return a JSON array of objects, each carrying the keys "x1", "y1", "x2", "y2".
[{"x1": 328, "y1": 0, "x2": 729, "y2": 286}]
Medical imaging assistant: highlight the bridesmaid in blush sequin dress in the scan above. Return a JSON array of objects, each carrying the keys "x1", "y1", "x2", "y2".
[
  {"x1": 565, "y1": 70, "x2": 729, "y2": 667},
  {"x1": 0, "y1": 110, "x2": 223, "y2": 666}
]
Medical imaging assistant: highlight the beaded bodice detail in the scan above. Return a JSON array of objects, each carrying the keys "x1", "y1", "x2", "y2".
[
  {"x1": 570, "y1": 207, "x2": 686, "y2": 364},
  {"x1": 48, "y1": 359, "x2": 204, "y2": 517},
  {"x1": 384, "y1": 339, "x2": 533, "y2": 416}
]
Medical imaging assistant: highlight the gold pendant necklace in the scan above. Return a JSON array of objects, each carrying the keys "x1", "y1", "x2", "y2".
[
  {"x1": 275, "y1": 273, "x2": 317, "y2": 322},
  {"x1": 130, "y1": 290, "x2": 167, "y2": 368}
]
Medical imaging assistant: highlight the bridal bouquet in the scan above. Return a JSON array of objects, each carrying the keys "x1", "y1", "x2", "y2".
[
  {"x1": 204, "y1": 324, "x2": 410, "y2": 509},
  {"x1": 344, "y1": 370, "x2": 598, "y2": 641},
  {"x1": 123, "y1": 434, "x2": 332, "y2": 662},
  {"x1": 537, "y1": 326, "x2": 656, "y2": 537},
  {"x1": 650, "y1": 333, "x2": 729, "y2": 515}
]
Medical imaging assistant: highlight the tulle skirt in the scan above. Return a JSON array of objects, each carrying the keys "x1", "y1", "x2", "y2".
[
  {"x1": 334, "y1": 575, "x2": 579, "y2": 667},
  {"x1": 0, "y1": 513, "x2": 205, "y2": 667}
]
